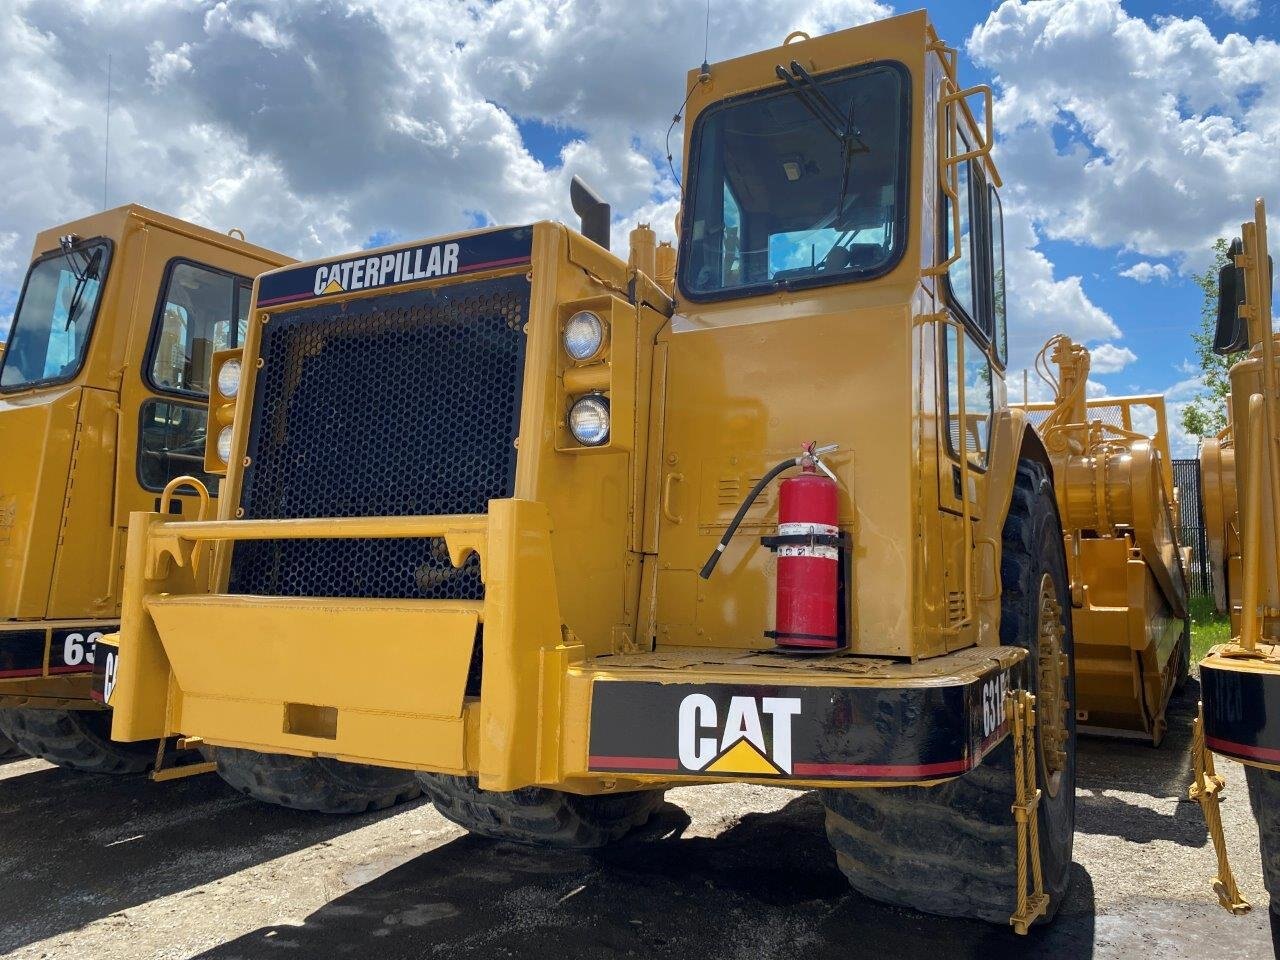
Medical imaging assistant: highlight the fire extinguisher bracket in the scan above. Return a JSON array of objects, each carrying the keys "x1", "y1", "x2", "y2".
[{"x1": 762, "y1": 529, "x2": 852, "y2": 653}]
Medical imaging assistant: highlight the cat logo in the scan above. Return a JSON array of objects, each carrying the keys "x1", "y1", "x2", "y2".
[
  {"x1": 678, "y1": 693, "x2": 801, "y2": 775},
  {"x1": 101, "y1": 650, "x2": 117, "y2": 705}
]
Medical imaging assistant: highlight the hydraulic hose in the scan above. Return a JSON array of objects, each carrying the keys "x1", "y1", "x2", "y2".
[{"x1": 699, "y1": 457, "x2": 799, "y2": 580}]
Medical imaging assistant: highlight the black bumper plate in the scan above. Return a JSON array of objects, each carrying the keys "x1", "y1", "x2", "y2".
[
  {"x1": 588, "y1": 658, "x2": 1028, "y2": 783},
  {"x1": 1202, "y1": 660, "x2": 1280, "y2": 767}
]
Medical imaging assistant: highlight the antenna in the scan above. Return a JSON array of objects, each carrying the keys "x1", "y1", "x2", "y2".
[
  {"x1": 665, "y1": 1, "x2": 713, "y2": 190},
  {"x1": 103, "y1": 54, "x2": 112, "y2": 211},
  {"x1": 703, "y1": 0, "x2": 711, "y2": 69}
]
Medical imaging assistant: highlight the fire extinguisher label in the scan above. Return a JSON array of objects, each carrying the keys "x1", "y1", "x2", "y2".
[
  {"x1": 775, "y1": 521, "x2": 840, "y2": 560},
  {"x1": 778, "y1": 522, "x2": 839, "y2": 536},
  {"x1": 777, "y1": 544, "x2": 839, "y2": 560}
]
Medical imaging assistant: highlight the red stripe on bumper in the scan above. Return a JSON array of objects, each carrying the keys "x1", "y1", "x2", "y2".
[
  {"x1": 1207, "y1": 735, "x2": 1280, "y2": 764},
  {"x1": 791, "y1": 758, "x2": 972, "y2": 778}
]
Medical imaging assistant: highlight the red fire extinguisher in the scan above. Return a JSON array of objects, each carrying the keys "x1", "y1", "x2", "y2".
[
  {"x1": 770, "y1": 457, "x2": 841, "y2": 649},
  {"x1": 699, "y1": 442, "x2": 846, "y2": 651}
]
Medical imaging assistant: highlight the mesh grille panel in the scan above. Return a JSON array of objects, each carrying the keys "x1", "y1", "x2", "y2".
[{"x1": 228, "y1": 274, "x2": 530, "y2": 599}]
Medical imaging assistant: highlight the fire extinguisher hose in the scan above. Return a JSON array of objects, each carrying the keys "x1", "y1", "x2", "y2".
[{"x1": 698, "y1": 457, "x2": 799, "y2": 580}]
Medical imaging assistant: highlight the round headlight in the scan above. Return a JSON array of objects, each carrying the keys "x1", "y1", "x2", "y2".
[
  {"x1": 216, "y1": 425, "x2": 234, "y2": 463},
  {"x1": 563, "y1": 311, "x2": 605, "y2": 361},
  {"x1": 217, "y1": 358, "x2": 241, "y2": 398},
  {"x1": 568, "y1": 394, "x2": 610, "y2": 446}
]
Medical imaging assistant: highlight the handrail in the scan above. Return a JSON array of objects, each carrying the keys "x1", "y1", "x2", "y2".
[
  {"x1": 160, "y1": 475, "x2": 210, "y2": 521},
  {"x1": 1242, "y1": 201, "x2": 1280, "y2": 607},
  {"x1": 925, "y1": 75, "x2": 963, "y2": 278},
  {"x1": 1240, "y1": 394, "x2": 1265, "y2": 650},
  {"x1": 927, "y1": 38, "x2": 1002, "y2": 188},
  {"x1": 155, "y1": 514, "x2": 487, "y2": 542}
]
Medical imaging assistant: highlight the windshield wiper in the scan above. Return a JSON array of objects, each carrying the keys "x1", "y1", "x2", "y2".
[
  {"x1": 774, "y1": 60, "x2": 869, "y2": 224},
  {"x1": 64, "y1": 247, "x2": 102, "y2": 330}
]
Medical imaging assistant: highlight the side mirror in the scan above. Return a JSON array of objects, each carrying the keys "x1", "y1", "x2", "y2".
[
  {"x1": 570, "y1": 176, "x2": 611, "y2": 251},
  {"x1": 1214, "y1": 238, "x2": 1248, "y2": 355}
]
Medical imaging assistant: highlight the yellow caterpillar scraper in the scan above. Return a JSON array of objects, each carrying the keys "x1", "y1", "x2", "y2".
[{"x1": 1027, "y1": 336, "x2": 1190, "y2": 745}]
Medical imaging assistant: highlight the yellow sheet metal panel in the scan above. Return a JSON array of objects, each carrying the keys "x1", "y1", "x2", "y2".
[
  {"x1": 149, "y1": 595, "x2": 478, "y2": 718},
  {"x1": 2, "y1": 205, "x2": 291, "y2": 707},
  {"x1": 0, "y1": 386, "x2": 79, "y2": 618},
  {"x1": 46, "y1": 387, "x2": 119, "y2": 618},
  {"x1": 180, "y1": 696, "x2": 469, "y2": 773}
]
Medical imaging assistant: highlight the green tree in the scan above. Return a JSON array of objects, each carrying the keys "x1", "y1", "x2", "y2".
[{"x1": 1181, "y1": 238, "x2": 1241, "y2": 439}]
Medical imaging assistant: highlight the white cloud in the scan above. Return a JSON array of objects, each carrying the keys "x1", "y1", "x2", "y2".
[
  {"x1": 0, "y1": 0, "x2": 1122, "y2": 382},
  {"x1": 969, "y1": 0, "x2": 1280, "y2": 273},
  {"x1": 1164, "y1": 374, "x2": 1205, "y2": 403},
  {"x1": 1001, "y1": 201, "x2": 1119, "y2": 372},
  {"x1": 0, "y1": 0, "x2": 892, "y2": 326},
  {"x1": 1089, "y1": 342, "x2": 1137, "y2": 373},
  {"x1": 1118, "y1": 261, "x2": 1172, "y2": 284},
  {"x1": 1215, "y1": 0, "x2": 1260, "y2": 21}
]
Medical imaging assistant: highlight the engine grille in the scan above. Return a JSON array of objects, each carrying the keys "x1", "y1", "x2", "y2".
[{"x1": 228, "y1": 274, "x2": 530, "y2": 599}]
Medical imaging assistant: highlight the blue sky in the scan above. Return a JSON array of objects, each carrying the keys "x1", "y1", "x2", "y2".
[{"x1": 1, "y1": 0, "x2": 1277, "y2": 452}]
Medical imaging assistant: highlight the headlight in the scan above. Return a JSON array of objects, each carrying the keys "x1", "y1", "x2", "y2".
[
  {"x1": 568, "y1": 394, "x2": 610, "y2": 446},
  {"x1": 217, "y1": 358, "x2": 242, "y2": 398},
  {"x1": 217, "y1": 425, "x2": 234, "y2": 463},
  {"x1": 563, "y1": 311, "x2": 606, "y2": 362}
]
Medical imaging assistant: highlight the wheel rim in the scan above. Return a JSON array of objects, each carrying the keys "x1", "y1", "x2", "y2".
[{"x1": 1036, "y1": 573, "x2": 1070, "y2": 800}]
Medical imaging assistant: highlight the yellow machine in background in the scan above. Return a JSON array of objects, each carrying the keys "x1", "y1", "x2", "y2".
[
  {"x1": 102, "y1": 12, "x2": 1079, "y2": 929},
  {"x1": 1201, "y1": 413, "x2": 1239, "y2": 619},
  {"x1": 0, "y1": 206, "x2": 285, "y2": 771},
  {"x1": 1026, "y1": 337, "x2": 1190, "y2": 745},
  {"x1": 0, "y1": 207, "x2": 416, "y2": 807},
  {"x1": 1190, "y1": 198, "x2": 1280, "y2": 920}
]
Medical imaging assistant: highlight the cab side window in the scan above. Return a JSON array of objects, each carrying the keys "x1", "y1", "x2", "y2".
[
  {"x1": 941, "y1": 143, "x2": 996, "y2": 470},
  {"x1": 944, "y1": 326, "x2": 993, "y2": 467},
  {"x1": 945, "y1": 159, "x2": 978, "y2": 325},
  {"x1": 138, "y1": 399, "x2": 219, "y2": 495},
  {"x1": 989, "y1": 186, "x2": 1008, "y2": 365},
  {"x1": 148, "y1": 262, "x2": 252, "y2": 395}
]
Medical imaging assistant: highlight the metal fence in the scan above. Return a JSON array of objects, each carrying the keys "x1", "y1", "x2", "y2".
[{"x1": 1172, "y1": 458, "x2": 1213, "y2": 599}]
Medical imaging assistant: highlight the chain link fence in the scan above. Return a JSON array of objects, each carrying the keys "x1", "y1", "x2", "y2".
[{"x1": 1173, "y1": 458, "x2": 1213, "y2": 599}]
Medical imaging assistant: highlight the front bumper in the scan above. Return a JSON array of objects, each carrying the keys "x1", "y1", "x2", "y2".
[
  {"x1": 0, "y1": 619, "x2": 118, "y2": 707},
  {"x1": 104, "y1": 499, "x2": 1029, "y2": 791},
  {"x1": 1200, "y1": 642, "x2": 1280, "y2": 771}
]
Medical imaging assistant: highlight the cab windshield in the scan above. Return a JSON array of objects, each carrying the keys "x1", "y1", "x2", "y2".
[
  {"x1": 1, "y1": 240, "x2": 111, "y2": 390},
  {"x1": 679, "y1": 61, "x2": 909, "y2": 300}
]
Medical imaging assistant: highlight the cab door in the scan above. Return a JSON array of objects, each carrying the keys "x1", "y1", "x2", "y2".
[{"x1": 934, "y1": 143, "x2": 1004, "y2": 647}]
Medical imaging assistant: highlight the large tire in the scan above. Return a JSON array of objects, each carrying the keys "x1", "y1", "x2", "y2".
[
  {"x1": 0, "y1": 728, "x2": 23, "y2": 759},
  {"x1": 820, "y1": 460, "x2": 1077, "y2": 925},
  {"x1": 418, "y1": 773, "x2": 663, "y2": 848},
  {"x1": 0, "y1": 708, "x2": 156, "y2": 774},
  {"x1": 211, "y1": 746, "x2": 422, "y2": 814},
  {"x1": 1245, "y1": 765, "x2": 1280, "y2": 915}
]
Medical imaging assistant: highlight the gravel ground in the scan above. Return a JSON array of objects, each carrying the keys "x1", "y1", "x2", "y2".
[{"x1": 0, "y1": 681, "x2": 1274, "y2": 960}]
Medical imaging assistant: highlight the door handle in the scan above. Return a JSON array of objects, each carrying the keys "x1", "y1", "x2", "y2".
[{"x1": 663, "y1": 473, "x2": 684, "y2": 524}]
